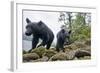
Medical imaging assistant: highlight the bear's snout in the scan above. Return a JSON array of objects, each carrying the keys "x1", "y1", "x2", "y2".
[{"x1": 25, "y1": 32, "x2": 31, "y2": 36}]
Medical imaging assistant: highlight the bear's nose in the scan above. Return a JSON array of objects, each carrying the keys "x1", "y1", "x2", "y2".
[
  {"x1": 25, "y1": 32, "x2": 30, "y2": 36},
  {"x1": 25, "y1": 32, "x2": 28, "y2": 35}
]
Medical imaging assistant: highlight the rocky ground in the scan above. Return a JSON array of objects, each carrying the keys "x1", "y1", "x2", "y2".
[{"x1": 23, "y1": 39, "x2": 91, "y2": 62}]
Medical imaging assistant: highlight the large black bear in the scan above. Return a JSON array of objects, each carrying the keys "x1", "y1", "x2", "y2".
[
  {"x1": 56, "y1": 29, "x2": 71, "y2": 52},
  {"x1": 25, "y1": 18, "x2": 54, "y2": 52}
]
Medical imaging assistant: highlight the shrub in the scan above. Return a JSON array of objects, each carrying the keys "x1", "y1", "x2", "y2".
[{"x1": 70, "y1": 25, "x2": 91, "y2": 42}]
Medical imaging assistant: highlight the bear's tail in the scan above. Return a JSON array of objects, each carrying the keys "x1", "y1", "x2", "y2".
[{"x1": 26, "y1": 18, "x2": 31, "y2": 23}]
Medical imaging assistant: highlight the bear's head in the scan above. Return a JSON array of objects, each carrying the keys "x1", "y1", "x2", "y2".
[
  {"x1": 25, "y1": 18, "x2": 43, "y2": 36},
  {"x1": 25, "y1": 18, "x2": 33, "y2": 36},
  {"x1": 61, "y1": 29, "x2": 71, "y2": 44}
]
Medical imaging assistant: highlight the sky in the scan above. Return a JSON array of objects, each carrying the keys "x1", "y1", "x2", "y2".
[{"x1": 23, "y1": 10, "x2": 65, "y2": 44}]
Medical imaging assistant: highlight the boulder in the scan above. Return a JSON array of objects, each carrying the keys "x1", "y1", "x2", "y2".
[
  {"x1": 74, "y1": 49, "x2": 91, "y2": 58},
  {"x1": 84, "y1": 39, "x2": 91, "y2": 46},
  {"x1": 49, "y1": 52, "x2": 68, "y2": 61},
  {"x1": 80, "y1": 46, "x2": 91, "y2": 52},
  {"x1": 23, "y1": 53, "x2": 39, "y2": 62},
  {"x1": 74, "y1": 41, "x2": 87, "y2": 48},
  {"x1": 83, "y1": 56, "x2": 91, "y2": 59},
  {"x1": 65, "y1": 50, "x2": 76, "y2": 60},
  {"x1": 50, "y1": 47, "x2": 56, "y2": 51},
  {"x1": 43, "y1": 50, "x2": 57, "y2": 59},
  {"x1": 30, "y1": 56, "x2": 49, "y2": 62},
  {"x1": 31, "y1": 47, "x2": 46, "y2": 58},
  {"x1": 23, "y1": 50, "x2": 27, "y2": 54},
  {"x1": 65, "y1": 49, "x2": 91, "y2": 60}
]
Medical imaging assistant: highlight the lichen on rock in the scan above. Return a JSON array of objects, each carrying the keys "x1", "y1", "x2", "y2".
[
  {"x1": 31, "y1": 46, "x2": 46, "y2": 58},
  {"x1": 49, "y1": 52, "x2": 68, "y2": 61},
  {"x1": 23, "y1": 53, "x2": 39, "y2": 62}
]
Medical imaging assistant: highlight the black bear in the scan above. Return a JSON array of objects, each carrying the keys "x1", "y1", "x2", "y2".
[
  {"x1": 25, "y1": 18, "x2": 54, "y2": 52},
  {"x1": 56, "y1": 29, "x2": 71, "y2": 52}
]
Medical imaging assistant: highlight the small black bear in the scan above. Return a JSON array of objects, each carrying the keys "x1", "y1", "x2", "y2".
[
  {"x1": 56, "y1": 29, "x2": 71, "y2": 52},
  {"x1": 25, "y1": 18, "x2": 54, "y2": 52}
]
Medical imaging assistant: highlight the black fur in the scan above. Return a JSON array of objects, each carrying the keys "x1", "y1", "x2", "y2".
[
  {"x1": 56, "y1": 29, "x2": 71, "y2": 52},
  {"x1": 25, "y1": 18, "x2": 54, "y2": 52}
]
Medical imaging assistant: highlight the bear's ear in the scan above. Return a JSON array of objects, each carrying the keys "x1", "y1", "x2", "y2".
[
  {"x1": 61, "y1": 29, "x2": 65, "y2": 33},
  {"x1": 68, "y1": 30, "x2": 71, "y2": 34},
  {"x1": 26, "y1": 18, "x2": 31, "y2": 23},
  {"x1": 38, "y1": 21, "x2": 43, "y2": 26}
]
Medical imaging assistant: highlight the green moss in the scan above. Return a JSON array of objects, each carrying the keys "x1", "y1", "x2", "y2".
[
  {"x1": 23, "y1": 50, "x2": 27, "y2": 54},
  {"x1": 84, "y1": 39, "x2": 91, "y2": 45},
  {"x1": 49, "y1": 53, "x2": 68, "y2": 61},
  {"x1": 31, "y1": 47, "x2": 46, "y2": 58},
  {"x1": 23, "y1": 53, "x2": 39, "y2": 62},
  {"x1": 43, "y1": 50, "x2": 57, "y2": 59},
  {"x1": 70, "y1": 25, "x2": 91, "y2": 42}
]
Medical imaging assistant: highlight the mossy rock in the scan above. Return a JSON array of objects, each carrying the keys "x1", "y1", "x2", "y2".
[
  {"x1": 65, "y1": 49, "x2": 91, "y2": 60},
  {"x1": 23, "y1": 53, "x2": 39, "y2": 62},
  {"x1": 30, "y1": 56, "x2": 49, "y2": 62},
  {"x1": 39, "y1": 56, "x2": 49, "y2": 61},
  {"x1": 74, "y1": 57, "x2": 78, "y2": 60},
  {"x1": 80, "y1": 46, "x2": 91, "y2": 52},
  {"x1": 49, "y1": 53, "x2": 68, "y2": 61},
  {"x1": 31, "y1": 47, "x2": 46, "y2": 58},
  {"x1": 79, "y1": 56, "x2": 91, "y2": 60},
  {"x1": 64, "y1": 45, "x2": 73, "y2": 50},
  {"x1": 64, "y1": 41, "x2": 86, "y2": 50},
  {"x1": 23, "y1": 50, "x2": 27, "y2": 54},
  {"x1": 43, "y1": 50, "x2": 57, "y2": 59},
  {"x1": 84, "y1": 39, "x2": 91, "y2": 46},
  {"x1": 74, "y1": 49, "x2": 91, "y2": 58},
  {"x1": 50, "y1": 47, "x2": 56, "y2": 51},
  {"x1": 65, "y1": 50, "x2": 76, "y2": 60},
  {"x1": 64, "y1": 40, "x2": 89, "y2": 50},
  {"x1": 83, "y1": 56, "x2": 91, "y2": 59},
  {"x1": 74, "y1": 41, "x2": 87, "y2": 48},
  {"x1": 65, "y1": 42, "x2": 83, "y2": 50},
  {"x1": 71, "y1": 45, "x2": 78, "y2": 50},
  {"x1": 64, "y1": 48, "x2": 70, "y2": 53}
]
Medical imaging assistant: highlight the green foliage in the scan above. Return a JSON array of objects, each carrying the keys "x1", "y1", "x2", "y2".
[
  {"x1": 70, "y1": 25, "x2": 91, "y2": 42},
  {"x1": 70, "y1": 13, "x2": 91, "y2": 42},
  {"x1": 74, "y1": 13, "x2": 85, "y2": 25}
]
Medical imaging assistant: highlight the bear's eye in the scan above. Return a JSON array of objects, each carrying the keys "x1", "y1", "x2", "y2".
[{"x1": 26, "y1": 25, "x2": 32, "y2": 29}]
